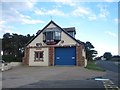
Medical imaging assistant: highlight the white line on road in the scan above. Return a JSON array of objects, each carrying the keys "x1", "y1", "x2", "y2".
[{"x1": 102, "y1": 80, "x2": 120, "y2": 90}]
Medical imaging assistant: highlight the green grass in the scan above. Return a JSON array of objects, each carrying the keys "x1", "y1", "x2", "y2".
[{"x1": 85, "y1": 61, "x2": 105, "y2": 72}]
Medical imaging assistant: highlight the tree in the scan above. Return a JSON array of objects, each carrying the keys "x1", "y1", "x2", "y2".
[
  {"x1": 83, "y1": 41, "x2": 98, "y2": 61},
  {"x1": 2, "y1": 33, "x2": 34, "y2": 62},
  {"x1": 103, "y1": 52, "x2": 112, "y2": 60}
]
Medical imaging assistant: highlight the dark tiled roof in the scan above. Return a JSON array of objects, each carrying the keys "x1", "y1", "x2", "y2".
[{"x1": 63, "y1": 27, "x2": 76, "y2": 34}]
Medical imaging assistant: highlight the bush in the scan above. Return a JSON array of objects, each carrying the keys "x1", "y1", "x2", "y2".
[
  {"x1": 2, "y1": 55, "x2": 22, "y2": 62},
  {"x1": 111, "y1": 57, "x2": 120, "y2": 62}
]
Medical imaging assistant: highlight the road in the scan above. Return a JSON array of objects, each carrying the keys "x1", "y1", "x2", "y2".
[
  {"x1": 2, "y1": 66, "x2": 105, "y2": 89},
  {"x1": 96, "y1": 60, "x2": 120, "y2": 88},
  {"x1": 2, "y1": 60, "x2": 120, "y2": 89}
]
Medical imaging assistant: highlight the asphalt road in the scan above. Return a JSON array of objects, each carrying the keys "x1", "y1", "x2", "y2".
[
  {"x1": 96, "y1": 60, "x2": 120, "y2": 87},
  {"x1": 2, "y1": 66, "x2": 105, "y2": 89},
  {"x1": 19, "y1": 80, "x2": 105, "y2": 88}
]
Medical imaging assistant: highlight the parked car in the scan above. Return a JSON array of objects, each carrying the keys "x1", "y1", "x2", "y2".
[{"x1": 0, "y1": 60, "x2": 12, "y2": 71}]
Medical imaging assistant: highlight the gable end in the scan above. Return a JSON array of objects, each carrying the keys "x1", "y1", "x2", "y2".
[{"x1": 25, "y1": 20, "x2": 84, "y2": 47}]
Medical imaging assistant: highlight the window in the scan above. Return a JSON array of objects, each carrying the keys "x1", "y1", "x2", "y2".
[
  {"x1": 55, "y1": 31, "x2": 61, "y2": 40},
  {"x1": 40, "y1": 52, "x2": 43, "y2": 60},
  {"x1": 35, "y1": 52, "x2": 38, "y2": 60},
  {"x1": 46, "y1": 31, "x2": 54, "y2": 40},
  {"x1": 44, "y1": 31, "x2": 61, "y2": 41},
  {"x1": 34, "y1": 51, "x2": 44, "y2": 61}
]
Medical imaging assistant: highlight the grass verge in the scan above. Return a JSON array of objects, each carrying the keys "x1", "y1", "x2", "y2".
[{"x1": 85, "y1": 61, "x2": 105, "y2": 72}]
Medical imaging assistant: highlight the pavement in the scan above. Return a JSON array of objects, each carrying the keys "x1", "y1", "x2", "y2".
[
  {"x1": 96, "y1": 60, "x2": 120, "y2": 88},
  {"x1": 1, "y1": 65, "x2": 106, "y2": 88}
]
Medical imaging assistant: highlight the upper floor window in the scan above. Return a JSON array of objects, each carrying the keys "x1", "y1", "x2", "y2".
[
  {"x1": 43, "y1": 31, "x2": 61, "y2": 41},
  {"x1": 43, "y1": 28, "x2": 61, "y2": 45},
  {"x1": 55, "y1": 31, "x2": 61, "y2": 40},
  {"x1": 46, "y1": 31, "x2": 54, "y2": 40}
]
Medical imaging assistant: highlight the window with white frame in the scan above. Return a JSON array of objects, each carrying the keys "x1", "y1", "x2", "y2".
[{"x1": 34, "y1": 51, "x2": 44, "y2": 61}]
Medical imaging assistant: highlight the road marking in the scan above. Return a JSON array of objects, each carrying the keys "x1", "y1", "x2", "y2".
[{"x1": 102, "y1": 80, "x2": 120, "y2": 90}]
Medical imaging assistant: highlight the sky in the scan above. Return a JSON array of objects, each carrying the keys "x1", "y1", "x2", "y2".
[{"x1": 0, "y1": 0, "x2": 119, "y2": 56}]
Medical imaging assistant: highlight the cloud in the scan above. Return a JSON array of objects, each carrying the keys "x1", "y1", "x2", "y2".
[
  {"x1": 35, "y1": 8, "x2": 67, "y2": 16},
  {"x1": 114, "y1": 18, "x2": 120, "y2": 23},
  {"x1": 71, "y1": 3, "x2": 110, "y2": 21},
  {"x1": 72, "y1": 6, "x2": 97, "y2": 21},
  {"x1": 21, "y1": 19, "x2": 44, "y2": 24},
  {"x1": 53, "y1": 0, "x2": 77, "y2": 6},
  {"x1": 88, "y1": 15, "x2": 97, "y2": 21},
  {"x1": 105, "y1": 31, "x2": 117, "y2": 38},
  {"x1": 2, "y1": 0, "x2": 37, "y2": 11},
  {"x1": 72, "y1": 7, "x2": 90, "y2": 16},
  {"x1": 25, "y1": 0, "x2": 37, "y2": 8},
  {"x1": 3, "y1": 8, "x2": 44, "y2": 24},
  {"x1": 97, "y1": 4, "x2": 109, "y2": 19},
  {"x1": 0, "y1": 21, "x2": 6, "y2": 25},
  {"x1": 0, "y1": 20, "x2": 19, "y2": 38}
]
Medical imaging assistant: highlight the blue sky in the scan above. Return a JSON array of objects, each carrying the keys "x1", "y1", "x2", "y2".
[{"x1": 0, "y1": 0, "x2": 119, "y2": 56}]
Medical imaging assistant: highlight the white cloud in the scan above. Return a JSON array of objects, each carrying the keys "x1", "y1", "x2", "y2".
[
  {"x1": 0, "y1": 29, "x2": 16, "y2": 35},
  {"x1": 72, "y1": 7, "x2": 90, "y2": 16},
  {"x1": 25, "y1": 0, "x2": 37, "y2": 8},
  {"x1": 88, "y1": 15, "x2": 97, "y2": 21},
  {"x1": 21, "y1": 19, "x2": 44, "y2": 24},
  {"x1": 72, "y1": 6, "x2": 97, "y2": 21},
  {"x1": 35, "y1": 8, "x2": 67, "y2": 16},
  {"x1": 105, "y1": 31, "x2": 117, "y2": 38},
  {"x1": 114, "y1": 18, "x2": 118, "y2": 22},
  {"x1": 97, "y1": 4, "x2": 109, "y2": 19},
  {"x1": 114, "y1": 18, "x2": 120, "y2": 23},
  {"x1": 0, "y1": 20, "x2": 19, "y2": 38},
  {"x1": 2, "y1": 0, "x2": 37, "y2": 11},
  {"x1": 54, "y1": 0, "x2": 77, "y2": 6},
  {"x1": 71, "y1": 4, "x2": 110, "y2": 21},
  {"x1": 0, "y1": 21, "x2": 6, "y2": 26},
  {"x1": 3, "y1": 8, "x2": 44, "y2": 24}
]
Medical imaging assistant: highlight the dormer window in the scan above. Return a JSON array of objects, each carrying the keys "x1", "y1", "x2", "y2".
[
  {"x1": 43, "y1": 28, "x2": 61, "y2": 45},
  {"x1": 46, "y1": 31, "x2": 54, "y2": 40},
  {"x1": 44, "y1": 31, "x2": 61, "y2": 40},
  {"x1": 55, "y1": 31, "x2": 61, "y2": 40}
]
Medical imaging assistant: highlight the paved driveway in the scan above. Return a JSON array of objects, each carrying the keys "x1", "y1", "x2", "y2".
[{"x1": 2, "y1": 65, "x2": 106, "y2": 88}]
